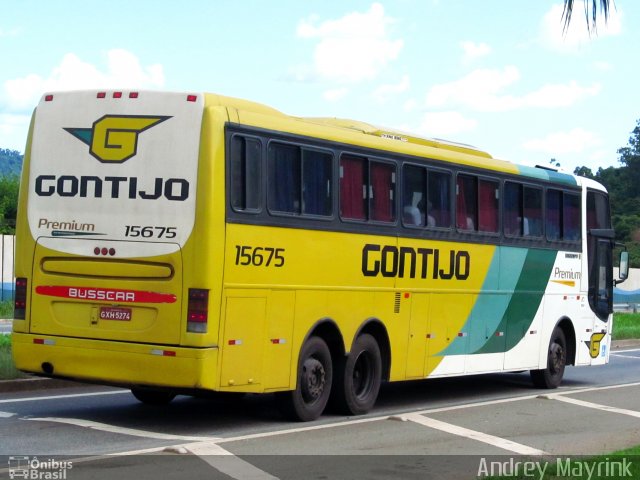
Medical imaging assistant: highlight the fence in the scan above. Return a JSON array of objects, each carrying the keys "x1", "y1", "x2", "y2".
[{"x1": 0, "y1": 234, "x2": 14, "y2": 302}]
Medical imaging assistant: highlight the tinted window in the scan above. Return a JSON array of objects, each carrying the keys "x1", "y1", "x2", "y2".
[{"x1": 230, "y1": 136, "x2": 261, "y2": 212}]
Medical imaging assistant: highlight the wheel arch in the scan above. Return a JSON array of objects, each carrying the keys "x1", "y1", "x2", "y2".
[
  {"x1": 555, "y1": 316, "x2": 577, "y2": 366},
  {"x1": 305, "y1": 318, "x2": 346, "y2": 370},
  {"x1": 352, "y1": 318, "x2": 391, "y2": 382}
]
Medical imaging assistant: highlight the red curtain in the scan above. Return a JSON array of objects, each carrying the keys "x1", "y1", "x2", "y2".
[
  {"x1": 340, "y1": 156, "x2": 365, "y2": 220},
  {"x1": 371, "y1": 162, "x2": 394, "y2": 222},
  {"x1": 478, "y1": 180, "x2": 498, "y2": 232}
]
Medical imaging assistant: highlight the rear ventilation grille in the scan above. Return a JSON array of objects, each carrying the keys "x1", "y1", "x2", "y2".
[{"x1": 394, "y1": 292, "x2": 401, "y2": 313}]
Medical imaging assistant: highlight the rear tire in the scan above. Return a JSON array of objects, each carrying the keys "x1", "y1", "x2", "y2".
[
  {"x1": 277, "y1": 336, "x2": 332, "y2": 422},
  {"x1": 332, "y1": 333, "x2": 382, "y2": 415},
  {"x1": 531, "y1": 326, "x2": 567, "y2": 389},
  {"x1": 131, "y1": 388, "x2": 176, "y2": 405}
]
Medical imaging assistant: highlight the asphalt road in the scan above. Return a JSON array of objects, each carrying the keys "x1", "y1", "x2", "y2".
[{"x1": 0, "y1": 346, "x2": 639, "y2": 480}]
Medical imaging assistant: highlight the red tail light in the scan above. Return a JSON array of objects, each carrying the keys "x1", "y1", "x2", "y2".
[
  {"x1": 187, "y1": 288, "x2": 208, "y2": 333},
  {"x1": 14, "y1": 277, "x2": 27, "y2": 320}
]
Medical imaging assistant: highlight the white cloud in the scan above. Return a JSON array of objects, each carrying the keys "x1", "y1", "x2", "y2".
[
  {"x1": 373, "y1": 75, "x2": 410, "y2": 102},
  {"x1": 522, "y1": 128, "x2": 601, "y2": 154},
  {"x1": 0, "y1": 26, "x2": 21, "y2": 38},
  {"x1": 425, "y1": 67, "x2": 600, "y2": 112},
  {"x1": 0, "y1": 113, "x2": 31, "y2": 151},
  {"x1": 460, "y1": 41, "x2": 491, "y2": 63},
  {"x1": 1, "y1": 49, "x2": 164, "y2": 112},
  {"x1": 323, "y1": 87, "x2": 349, "y2": 102},
  {"x1": 418, "y1": 111, "x2": 478, "y2": 137},
  {"x1": 593, "y1": 61, "x2": 612, "y2": 71},
  {"x1": 540, "y1": 3, "x2": 622, "y2": 53},
  {"x1": 426, "y1": 66, "x2": 520, "y2": 111},
  {"x1": 295, "y1": 3, "x2": 403, "y2": 83}
]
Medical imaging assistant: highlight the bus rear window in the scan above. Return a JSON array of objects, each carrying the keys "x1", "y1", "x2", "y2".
[{"x1": 230, "y1": 136, "x2": 262, "y2": 212}]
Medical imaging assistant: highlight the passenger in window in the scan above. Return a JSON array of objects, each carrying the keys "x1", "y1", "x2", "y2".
[
  {"x1": 426, "y1": 201, "x2": 436, "y2": 227},
  {"x1": 403, "y1": 204, "x2": 422, "y2": 226}
]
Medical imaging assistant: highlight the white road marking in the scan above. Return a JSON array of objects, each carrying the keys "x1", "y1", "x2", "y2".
[
  {"x1": 611, "y1": 348, "x2": 640, "y2": 354},
  {"x1": 26, "y1": 417, "x2": 220, "y2": 442},
  {"x1": 0, "y1": 411, "x2": 15, "y2": 417},
  {"x1": 216, "y1": 415, "x2": 386, "y2": 444},
  {"x1": 547, "y1": 395, "x2": 640, "y2": 419},
  {"x1": 184, "y1": 442, "x2": 279, "y2": 480},
  {"x1": 0, "y1": 389, "x2": 127, "y2": 404},
  {"x1": 610, "y1": 354, "x2": 640, "y2": 359},
  {"x1": 401, "y1": 412, "x2": 549, "y2": 456}
]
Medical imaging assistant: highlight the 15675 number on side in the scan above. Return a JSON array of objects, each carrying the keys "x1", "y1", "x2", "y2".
[{"x1": 234, "y1": 246, "x2": 285, "y2": 267}]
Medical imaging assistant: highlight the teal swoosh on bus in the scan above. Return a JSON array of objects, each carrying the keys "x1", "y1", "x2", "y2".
[
  {"x1": 474, "y1": 248, "x2": 558, "y2": 354},
  {"x1": 436, "y1": 247, "x2": 557, "y2": 356}
]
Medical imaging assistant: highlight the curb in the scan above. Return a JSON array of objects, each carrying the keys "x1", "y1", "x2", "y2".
[{"x1": 611, "y1": 339, "x2": 640, "y2": 349}]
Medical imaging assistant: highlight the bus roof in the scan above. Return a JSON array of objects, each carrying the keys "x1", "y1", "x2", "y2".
[{"x1": 201, "y1": 92, "x2": 582, "y2": 188}]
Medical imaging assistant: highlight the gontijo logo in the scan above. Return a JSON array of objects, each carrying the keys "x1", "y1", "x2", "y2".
[{"x1": 64, "y1": 115, "x2": 171, "y2": 163}]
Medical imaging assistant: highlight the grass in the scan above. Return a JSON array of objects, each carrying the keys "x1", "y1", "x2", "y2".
[
  {"x1": 0, "y1": 299, "x2": 13, "y2": 319},
  {"x1": 0, "y1": 333, "x2": 27, "y2": 380},
  {"x1": 612, "y1": 313, "x2": 640, "y2": 340}
]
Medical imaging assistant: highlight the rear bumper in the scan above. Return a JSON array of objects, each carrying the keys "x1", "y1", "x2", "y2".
[{"x1": 11, "y1": 333, "x2": 219, "y2": 390}]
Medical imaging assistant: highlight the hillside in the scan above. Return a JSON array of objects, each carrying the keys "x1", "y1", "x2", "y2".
[{"x1": 0, "y1": 149, "x2": 23, "y2": 177}]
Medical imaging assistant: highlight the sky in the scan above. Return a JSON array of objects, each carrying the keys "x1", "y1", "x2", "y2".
[{"x1": 1, "y1": 0, "x2": 638, "y2": 173}]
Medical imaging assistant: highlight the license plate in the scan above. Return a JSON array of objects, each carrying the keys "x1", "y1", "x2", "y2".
[{"x1": 99, "y1": 306, "x2": 132, "y2": 321}]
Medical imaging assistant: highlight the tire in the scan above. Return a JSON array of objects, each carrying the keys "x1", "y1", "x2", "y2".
[
  {"x1": 332, "y1": 333, "x2": 382, "y2": 415},
  {"x1": 531, "y1": 326, "x2": 567, "y2": 389},
  {"x1": 277, "y1": 336, "x2": 332, "y2": 422},
  {"x1": 131, "y1": 387, "x2": 176, "y2": 405}
]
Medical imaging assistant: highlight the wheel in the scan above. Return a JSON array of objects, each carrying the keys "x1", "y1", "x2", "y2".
[
  {"x1": 332, "y1": 333, "x2": 382, "y2": 415},
  {"x1": 530, "y1": 326, "x2": 567, "y2": 389},
  {"x1": 277, "y1": 336, "x2": 332, "y2": 422},
  {"x1": 131, "y1": 387, "x2": 176, "y2": 405}
]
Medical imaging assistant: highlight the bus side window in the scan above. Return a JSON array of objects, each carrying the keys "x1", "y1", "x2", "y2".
[
  {"x1": 230, "y1": 135, "x2": 262, "y2": 212},
  {"x1": 402, "y1": 164, "x2": 426, "y2": 227},
  {"x1": 268, "y1": 143, "x2": 301, "y2": 214},
  {"x1": 370, "y1": 161, "x2": 396, "y2": 223},
  {"x1": 456, "y1": 174, "x2": 477, "y2": 231},
  {"x1": 302, "y1": 150, "x2": 333, "y2": 216},
  {"x1": 428, "y1": 170, "x2": 451, "y2": 228},
  {"x1": 478, "y1": 178, "x2": 499, "y2": 233},
  {"x1": 546, "y1": 189, "x2": 561, "y2": 241},
  {"x1": 340, "y1": 155, "x2": 366, "y2": 220},
  {"x1": 563, "y1": 193, "x2": 581, "y2": 241},
  {"x1": 504, "y1": 182, "x2": 522, "y2": 236},
  {"x1": 523, "y1": 186, "x2": 543, "y2": 237}
]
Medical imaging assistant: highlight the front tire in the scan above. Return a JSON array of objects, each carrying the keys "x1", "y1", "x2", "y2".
[
  {"x1": 332, "y1": 333, "x2": 382, "y2": 415},
  {"x1": 277, "y1": 336, "x2": 332, "y2": 422},
  {"x1": 531, "y1": 326, "x2": 567, "y2": 389},
  {"x1": 131, "y1": 387, "x2": 176, "y2": 405}
]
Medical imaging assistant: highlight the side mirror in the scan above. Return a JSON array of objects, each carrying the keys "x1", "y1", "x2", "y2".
[{"x1": 617, "y1": 250, "x2": 629, "y2": 285}]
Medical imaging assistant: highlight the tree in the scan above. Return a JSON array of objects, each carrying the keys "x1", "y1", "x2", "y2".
[
  {"x1": 563, "y1": 0, "x2": 613, "y2": 33},
  {"x1": 0, "y1": 175, "x2": 19, "y2": 234}
]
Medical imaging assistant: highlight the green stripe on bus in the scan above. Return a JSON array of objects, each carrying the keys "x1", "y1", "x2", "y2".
[
  {"x1": 474, "y1": 248, "x2": 557, "y2": 354},
  {"x1": 437, "y1": 248, "x2": 557, "y2": 356}
]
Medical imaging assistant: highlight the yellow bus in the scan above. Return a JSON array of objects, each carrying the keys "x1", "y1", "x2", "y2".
[{"x1": 12, "y1": 90, "x2": 628, "y2": 421}]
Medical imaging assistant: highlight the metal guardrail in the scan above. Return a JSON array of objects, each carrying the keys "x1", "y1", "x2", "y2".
[{"x1": 614, "y1": 303, "x2": 638, "y2": 313}]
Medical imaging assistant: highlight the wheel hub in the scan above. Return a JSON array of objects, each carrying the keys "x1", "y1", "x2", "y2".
[{"x1": 301, "y1": 357, "x2": 325, "y2": 402}]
